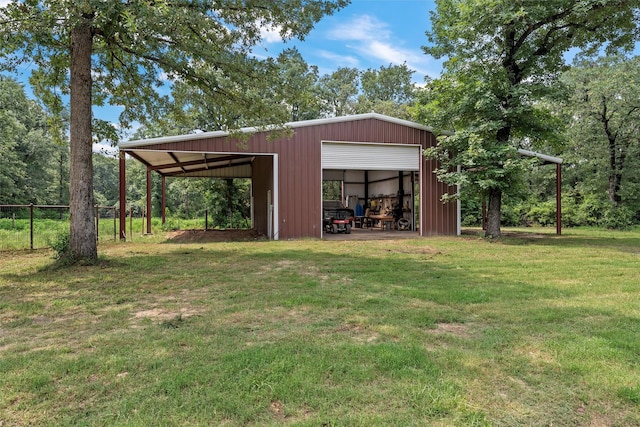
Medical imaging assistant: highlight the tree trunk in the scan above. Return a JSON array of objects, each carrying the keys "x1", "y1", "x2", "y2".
[
  {"x1": 486, "y1": 187, "x2": 502, "y2": 238},
  {"x1": 607, "y1": 139, "x2": 624, "y2": 207},
  {"x1": 69, "y1": 22, "x2": 97, "y2": 260},
  {"x1": 609, "y1": 173, "x2": 623, "y2": 206}
]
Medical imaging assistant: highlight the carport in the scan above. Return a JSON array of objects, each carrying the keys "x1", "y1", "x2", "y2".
[
  {"x1": 117, "y1": 113, "x2": 460, "y2": 240},
  {"x1": 118, "y1": 147, "x2": 277, "y2": 239}
]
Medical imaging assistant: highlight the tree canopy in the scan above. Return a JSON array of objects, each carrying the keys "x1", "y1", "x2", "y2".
[
  {"x1": 416, "y1": 0, "x2": 640, "y2": 237},
  {"x1": 563, "y1": 55, "x2": 640, "y2": 205}
]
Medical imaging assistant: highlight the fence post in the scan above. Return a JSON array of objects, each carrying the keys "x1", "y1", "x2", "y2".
[
  {"x1": 113, "y1": 207, "x2": 116, "y2": 241},
  {"x1": 205, "y1": 209, "x2": 208, "y2": 230},
  {"x1": 129, "y1": 207, "x2": 133, "y2": 242},
  {"x1": 29, "y1": 203, "x2": 34, "y2": 250},
  {"x1": 95, "y1": 204, "x2": 99, "y2": 243}
]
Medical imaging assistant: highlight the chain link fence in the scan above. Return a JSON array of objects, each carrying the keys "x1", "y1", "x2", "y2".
[{"x1": 0, "y1": 204, "x2": 118, "y2": 251}]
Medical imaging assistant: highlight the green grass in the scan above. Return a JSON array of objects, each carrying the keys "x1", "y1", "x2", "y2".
[{"x1": 1, "y1": 227, "x2": 639, "y2": 426}]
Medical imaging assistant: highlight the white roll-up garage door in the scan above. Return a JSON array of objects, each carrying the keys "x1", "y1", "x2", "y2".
[{"x1": 322, "y1": 141, "x2": 420, "y2": 171}]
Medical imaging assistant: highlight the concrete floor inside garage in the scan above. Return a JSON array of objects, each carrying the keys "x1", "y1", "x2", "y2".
[{"x1": 322, "y1": 226, "x2": 419, "y2": 241}]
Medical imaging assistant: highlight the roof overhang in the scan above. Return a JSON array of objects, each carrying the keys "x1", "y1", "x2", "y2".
[
  {"x1": 118, "y1": 113, "x2": 447, "y2": 150},
  {"x1": 518, "y1": 148, "x2": 563, "y2": 164}
]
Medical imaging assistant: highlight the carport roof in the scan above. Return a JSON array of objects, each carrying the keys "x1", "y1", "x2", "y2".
[{"x1": 124, "y1": 150, "x2": 255, "y2": 178}]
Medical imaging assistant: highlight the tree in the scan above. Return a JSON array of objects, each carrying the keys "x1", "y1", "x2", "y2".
[
  {"x1": 562, "y1": 55, "x2": 640, "y2": 210},
  {"x1": 276, "y1": 48, "x2": 321, "y2": 122},
  {"x1": 0, "y1": 76, "x2": 61, "y2": 205},
  {"x1": 93, "y1": 153, "x2": 120, "y2": 207},
  {"x1": 356, "y1": 63, "x2": 416, "y2": 119},
  {"x1": 0, "y1": 0, "x2": 348, "y2": 260},
  {"x1": 317, "y1": 67, "x2": 360, "y2": 117},
  {"x1": 417, "y1": 0, "x2": 640, "y2": 237}
]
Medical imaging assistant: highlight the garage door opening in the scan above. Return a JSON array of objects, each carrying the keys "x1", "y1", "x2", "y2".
[{"x1": 321, "y1": 141, "x2": 420, "y2": 237}]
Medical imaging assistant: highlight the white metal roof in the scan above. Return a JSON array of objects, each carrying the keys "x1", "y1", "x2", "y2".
[
  {"x1": 518, "y1": 148, "x2": 563, "y2": 164},
  {"x1": 118, "y1": 113, "x2": 445, "y2": 149}
]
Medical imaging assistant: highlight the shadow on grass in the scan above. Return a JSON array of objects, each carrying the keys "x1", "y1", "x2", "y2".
[
  {"x1": 1, "y1": 242, "x2": 578, "y2": 318},
  {"x1": 470, "y1": 228, "x2": 640, "y2": 254}
]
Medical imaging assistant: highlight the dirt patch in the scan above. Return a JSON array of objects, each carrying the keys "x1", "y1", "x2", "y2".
[
  {"x1": 430, "y1": 322, "x2": 473, "y2": 338},
  {"x1": 270, "y1": 400, "x2": 284, "y2": 418},
  {"x1": 334, "y1": 323, "x2": 380, "y2": 343},
  {"x1": 386, "y1": 246, "x2": 441, "y2": 255},
  {"x1": 165, "y1": 229, "x2": 265, "y2": 243},
  {"x1": 132, "y1": 307, "x2": 201, "y2": 321}
]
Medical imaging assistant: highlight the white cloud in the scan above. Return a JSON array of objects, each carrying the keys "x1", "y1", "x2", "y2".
[
  {"x1": 365, "y1": 40, "x2": 422, "y2": 66},
  {"x1": 0, "y1": 0, "x2": 11, "y2": 7},
  {"x1": 316, "y1": 49, "x2": 360, "y2": 68},
  {"x1": 325, "y1": 14, "x2": 440, "y2": 81},
  {"x1": 260, "y1": 25, "x2": 283, "y2": 43},
  {"x1": 327, "y1": 16, "x2": 408, "y2": 67},
  {"x1": 93, "y1": 141, "x2": 118, "y2": 157},
  {"x1": 260, "y1": 23, "x2": 294, "y2": 44},
  {"x1": 327, "y1": 15, "x2": 392, "y2": 42}
]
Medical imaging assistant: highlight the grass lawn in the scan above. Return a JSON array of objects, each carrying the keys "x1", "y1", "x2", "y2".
[{"x1": 1, "y1": 228, "x2": 639, "y2": 426}]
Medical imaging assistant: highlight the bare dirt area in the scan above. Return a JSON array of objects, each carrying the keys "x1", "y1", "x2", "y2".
[
  {"x1": 165, "y1": 228, "x2": 266, "y2": 243},
  {"x1": 323, "y1": 227, "x2": 419, "y2": 240}
]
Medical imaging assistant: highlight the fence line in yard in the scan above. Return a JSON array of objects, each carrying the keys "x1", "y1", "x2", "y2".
[
  {"x1": 1, "y1": 203, "x2": 249, "y2": 251},
  {"x1": 0, "y1": 204, "x2": 119, "y2": 251}
]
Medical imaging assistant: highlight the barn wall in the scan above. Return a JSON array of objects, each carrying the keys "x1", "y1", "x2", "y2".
[
  {"x1": 135, "y1": 117, "x2": 457, "y2": 238},
  {"x1": 420, "y1": 131, "x2": 458, "y2": 236}
]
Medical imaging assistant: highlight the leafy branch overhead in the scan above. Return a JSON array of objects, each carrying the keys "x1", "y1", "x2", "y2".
[{"x1": 0, "y1": 0, "x2": 350, "y2": 139}]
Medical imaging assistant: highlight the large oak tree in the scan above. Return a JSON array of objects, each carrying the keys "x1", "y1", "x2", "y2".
[
  {"x1": 417, "y1": 0, "x2": 640, "y2": 237},
  {"x1": 0, "y1": 0, "x2": 348, "y2": 260}
]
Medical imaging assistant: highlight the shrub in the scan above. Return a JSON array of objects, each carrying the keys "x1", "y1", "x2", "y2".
[
  {"x1": 461, "y1": 214, "x2": 479, "y2": 227},
  {"x1": 601, "y1": 205, "x2": 633, "y2": 230},
  {"x1": 161, "y1": 218, "x2": 181, "y2": 231},
  {"x1": 49, "y1": 231, "x2": 70, "y2": 260},
  {"x1": 526, "y1": 200, "x2": 557, "y2": 227},
  {"x1": 576, "y1": 195, "x2": 607, "y2": 226}
]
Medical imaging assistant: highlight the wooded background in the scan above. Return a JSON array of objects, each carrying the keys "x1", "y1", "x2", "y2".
[{"x1": 1, "y1": 50, "x2": 639, "y2": 230}]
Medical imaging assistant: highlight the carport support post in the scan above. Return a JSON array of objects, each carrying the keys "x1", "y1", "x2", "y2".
[
  {"x1": 556, "y1": 163, "x2": 562, "y2": 235},
  {"x1": 119, "y1": 151, "x2": 127, "y2": 241},
  {"x1": 364, "y1": 171, "x2": 369, "y2": 208},
  {"x1": 161, "y1": 175, "x2": 166, "y2": 225},
  {"x1": 146, "y1": 167, "x2": 152, "y2": 234}
]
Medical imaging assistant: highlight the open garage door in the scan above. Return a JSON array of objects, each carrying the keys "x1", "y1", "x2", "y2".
[
  {"x1": 321, "y1": 141, "x2": 420, "y2": 171},
  {"x1": 321, "y1": 141, "x2": 421, "y2": 237}
]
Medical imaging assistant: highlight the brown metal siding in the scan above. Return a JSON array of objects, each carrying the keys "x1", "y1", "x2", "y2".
[
  {"x1": 138, "y1": 117, "x2": 457, "y2": 238},
  {"x1": 420, "y1": 131, "x2": 458, "y2": 236}
]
